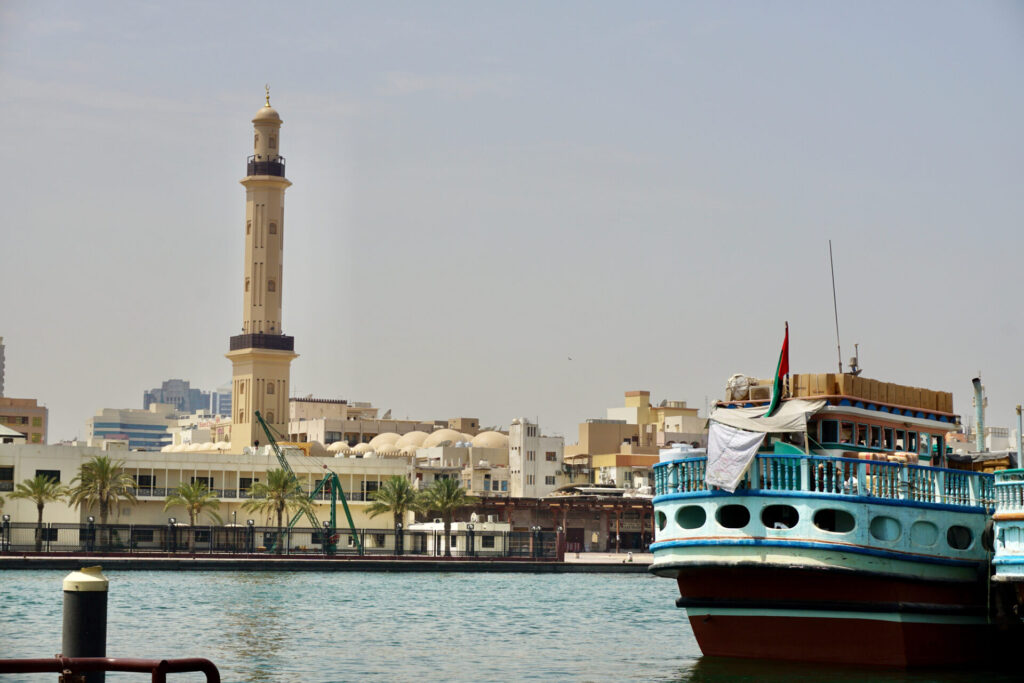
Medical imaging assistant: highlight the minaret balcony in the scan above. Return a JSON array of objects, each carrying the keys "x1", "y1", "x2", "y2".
[
  {"x1": 230, "y1": 333, "x2": 295, "y2": 351},
  {"x1": 246, "y1": 155, "x2": 286, "y2": 177}
]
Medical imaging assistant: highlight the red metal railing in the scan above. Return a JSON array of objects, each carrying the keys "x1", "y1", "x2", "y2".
[{"x1": 0, "y1": 655, "x2": 220, "y2": 682}]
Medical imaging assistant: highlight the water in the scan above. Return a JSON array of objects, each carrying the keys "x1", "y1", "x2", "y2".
[{"x1": 0, "y1": 570, "x2": 1019, "y2": 682}]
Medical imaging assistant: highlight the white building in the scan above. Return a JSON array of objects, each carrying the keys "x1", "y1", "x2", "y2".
[{"x1": 508, "y1": 418, "x2": 564, "y2": 498}]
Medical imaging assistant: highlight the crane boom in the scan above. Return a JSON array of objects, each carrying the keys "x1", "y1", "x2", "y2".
[{"x1": 253, "y1": 410, "x2": 363, "y2": 554}]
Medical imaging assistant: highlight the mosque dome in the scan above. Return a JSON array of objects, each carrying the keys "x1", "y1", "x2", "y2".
[
  {"x1": 471, "y1": 431, "x2": 509, "y2": 449},
  {"x1": 368, "y1": 432, "x2": 401, "y2": 449},
  {"x1": 253, "y1": 105, "x2": 281, "y2": 123},
  {"x1": 423, "y1": 428, "x2": 465, "y2": 448},
  {"x1": 352, "y1": 442, "x2": 372, "y2": 454},
  {"x1": 308, "y1": 441, "x2": 328, "y2": 458},
  {"x1": 396, "y1": 431, "x2": 429, "y2": 448}
]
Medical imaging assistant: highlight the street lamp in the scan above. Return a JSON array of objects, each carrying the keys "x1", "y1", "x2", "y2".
[
  {"x1": 395, "y1": 521, "x2": 403, "y2": 557},
  {"x1": 1, "y1": 514, "x2": 9, "y2": 553},
  {"x1": 247, "y1": 518, "x2": 255, "y2": 554},
  {"x1": 86, "y1": 516, "x2": 95, "y2": 553},
  {"x1": 466, "y1": 522, "x2": 475, "y2": 557},
  {"x1": 167, "y1": 517, "x2": 177, "y2": 553},
  {"x1": 322, "y1": 520, "x2": 330, "y2": 557}
]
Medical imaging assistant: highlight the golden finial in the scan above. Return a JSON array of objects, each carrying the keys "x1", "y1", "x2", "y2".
[{"x1": 264, "y1": 84, "x2": 271, "y2": 107}]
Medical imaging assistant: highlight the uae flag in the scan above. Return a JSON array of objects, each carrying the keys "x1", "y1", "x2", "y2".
[{"x1": 764, "y1": 322, "x2": 789, "y2": 416}]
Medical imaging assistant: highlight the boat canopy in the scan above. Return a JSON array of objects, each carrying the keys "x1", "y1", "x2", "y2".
[{"x1": 709, "y1": 398, "x2": 826, "y2": 433}]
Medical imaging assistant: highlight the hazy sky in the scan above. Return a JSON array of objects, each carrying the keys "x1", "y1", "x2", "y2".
[{"x1": 2, "y1": 2, "x2": 1022, "y2": 443}]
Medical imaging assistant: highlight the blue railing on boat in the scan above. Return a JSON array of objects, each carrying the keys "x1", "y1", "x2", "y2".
[
  {"x1": 994, "y1": 469, "x2": 1024, "y2": 512},
  {"x1": 654, "y1": 454, "x2": 995, "y2": 509}
]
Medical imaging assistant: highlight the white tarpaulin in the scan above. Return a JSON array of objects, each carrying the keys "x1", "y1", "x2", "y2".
[
  {"x1": 706, "y1": 422, "x2": 766, "y2": 492},
  {"x1": 708, "y1": 398, "x2": 826, "y2": 433}
]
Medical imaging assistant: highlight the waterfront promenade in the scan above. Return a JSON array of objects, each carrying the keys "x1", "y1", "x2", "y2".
[{"x1": 0, "y1": 551, "x2": 651, "y2": 573}]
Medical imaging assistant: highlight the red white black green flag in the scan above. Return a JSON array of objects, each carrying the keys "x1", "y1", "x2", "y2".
[{"x1": 763, "y1": 322, "x2": 789, "y2": 417}]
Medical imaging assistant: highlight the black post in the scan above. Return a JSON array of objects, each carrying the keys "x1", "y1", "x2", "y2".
[
  {"x1": 62, "y1": 566, "x2": 108, "y2": 683},
  {"x1": 87, "y1": 517, "x2": 95, "y2": 552},
  {"x1": 247, "y1": 519, "x2": 254, "y2": 554},
  {"x1": 395, "y1": 522, "x2": 403, "y2": 557},
  {"x1": 1, "y1": 514, "x2": 9, "y2": 552},
  {"x1": 467, "y1": 524, "x2": 475, "y2": 557}
]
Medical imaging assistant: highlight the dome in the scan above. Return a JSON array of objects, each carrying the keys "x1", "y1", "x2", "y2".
[
  {"x1": 161, "y1": 444, "x2": 174, "y2": 452},
  {"x1": 377, "y1": 445, "x2": 402, "y2": 457},
  {"x1": 352, "y1": 442, "x2": 372, "y2": 454},
  {"x1": 396, "y1": 431, "x2": 429, "y2": 448},
  {"x1": 187, "y1": 443, "x2": 204, "y2": 452},
  {"x1": 400, "y1": 445, "x2": 419, "y2": 457},
  {"x1": 200, "y1": 442, "x2": 215, "y2": 451},
  {"x1": 423, "y1": 428, "x2": 465, "y2": 448},
  {"x1": 253, "y1": 105, "x2": 281, "y2": 123},
  {"x1": 471, "y1": 431, "x2": 509, "y2": 449},
  {"x1": 368, "y1": 432, "x2": 401, "y2": 449},
  {"x1": 215, "y1": 441, "x2": 231, "y2": 451},
  {"x1": 327, "y1": 441, "x2": 346, "y2": 452},
  {"x1": 308, "y1": 441, "x2": 328, "y2": 457},
  {"x1": 461, "y1": 433, "x2": 474, "y2": 442}
]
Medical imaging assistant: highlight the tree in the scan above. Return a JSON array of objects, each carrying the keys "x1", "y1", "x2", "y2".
[
  {"x1": 67, "y1": 455, "x2": 138, "y2": 548},
  {"x1": 10, "y1": 474, "x2": 67, "y2": 552},
  {"x1": 366, "y1": 475, "x2": 418, "y2": 530},
  {"x1": 418, "y1": 477, "x2": 477, "y2": 557},
  {"x1": 164, "y1": 481, "x2": 223, "y2": 553},
  {"x1": 242, "y1": 468, "x2": 310, "y2": 554}
]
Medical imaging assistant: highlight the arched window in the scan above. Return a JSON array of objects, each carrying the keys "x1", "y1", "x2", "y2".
[
  {"x1": 266, "y1": 411, "x2": 275, "y2": 423},
  {"x1": 254, "y1": 134, "x2": 259, "y2": 146},
  {"x1": 269, "y1": 222, "x2": 277, "y2": 235},
  {"x1": 245, "y1": 278, "x2": 250, "y2": 292},
  {"x1": 267, "y1": 383, "x2": 275, "y2": 395},
  {"x1": 269, "y1": 136, "x2": 277, "y2": 149},
  {"x1": 268, "y1": 279, "x2": 276, "y2": 292},
  {"x1": 246, "y1": 220, "x2": 251, "y2": 235}
]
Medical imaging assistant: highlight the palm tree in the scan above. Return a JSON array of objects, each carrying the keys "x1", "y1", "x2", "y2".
[
  {"x1": 67, "y1": 455, "x2": 138, "y2": 548},
  {"x1": 164, "y1": 481, "x2": 223, "y2": 553},
  {"x1": 418, "y1": 477, "x2": 477, "y2": 557},
  {"x1": 242, "y1": 468, "x2": 311, "y2": 553},
  {"x1": 366, "y1": 475, "x2": 418, "y2": 530},
  {"x1": 10, "y1": 474, "x2": 67, "y2": 551}
]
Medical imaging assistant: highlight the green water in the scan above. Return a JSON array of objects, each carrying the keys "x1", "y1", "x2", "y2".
[{"x1": 0, "y1": 570, "x2": 1018, "y2": 682}]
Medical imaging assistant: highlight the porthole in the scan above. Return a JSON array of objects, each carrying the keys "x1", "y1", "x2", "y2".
[
  {"x1": 761, "y1": 504, "x2": 798, "y2": 530},
  {"x1": 869, "y1": 516, "x2": 902, "y2": 542},
  {"x1": 716, "y1": 504, "x2": 750, "y2": 529},
  {"x1": 947, "y1": 525, "x2": 973, "y2": 550},
  {"x1": 910, "y1": 521, "x2": 938, "y2": 547},
  {"x1": 656, "y1": 511, "x2": 667, "y2": 531},
  {"x1": 676, "y1": 505, "x2": 706, "y2": 530},
  {"x1": 814, "y1": 509, "x2": 855, "y2": 533}
]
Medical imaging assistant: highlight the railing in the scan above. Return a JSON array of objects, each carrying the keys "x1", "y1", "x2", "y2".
[
  {"x1": 0, "y1": 656, "x2": 219, "y2": 682},
  {"x1": 654, "y1": 454, "x2": 995, "y2": 510},
  {"x1": 0, "y1": 522, "x2": 559, "y2": 559},
  {"x1": 129, "y1": 487, "x2": 368, "y2": 501},
  {"x1": 995, "y1": 469, "x2": 1024, "y2": 512},
  {"x1": 246, "y1": 155, "x2": 285, "y2": 177},
  {"x1": 229, "y1": 333, "x2": 294, "y2": 351}
]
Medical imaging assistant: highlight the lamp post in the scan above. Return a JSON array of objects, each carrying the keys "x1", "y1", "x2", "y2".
[
  {"x1": 530, "y1": 525, "x2": 541, "y2": 559},
  {"x1": 466, "y1": 522, "x2": 475, "y2": 558},
  {"x1": 395, "y1": 521, "x2": 403, "y2": 557},
  {"x1": 167, "y1": 517, "x2": 176, "y2": 553},
  {"x1": 322, "y1": 520, "x2": 330, "y2": 557},
  {"x1": 87, "y1": 516, "x2": 95, "y2": 553},
  {"x1": 247, "y1": 518, "x2": 255, "y2": 554},
  {"x1": 2, "y1": 514, "x2": 9, "y2": 552}
]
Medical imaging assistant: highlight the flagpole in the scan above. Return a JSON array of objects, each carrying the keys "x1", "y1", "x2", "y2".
[{"x1": 785, "y1": 321, "x2": 789, "y2": 398}]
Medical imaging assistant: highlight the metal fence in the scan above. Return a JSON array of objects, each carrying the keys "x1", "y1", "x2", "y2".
[{"x1": 0, "y1": 521, "x2": 559, "y2": 559}]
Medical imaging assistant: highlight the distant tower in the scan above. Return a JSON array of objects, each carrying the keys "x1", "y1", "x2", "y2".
[
  {"x1": 227, "y1": 90, "x2": 298, "y2": 451},
  {"x1": 0, "y1": 336, "x2": 5, "y2": 396}
]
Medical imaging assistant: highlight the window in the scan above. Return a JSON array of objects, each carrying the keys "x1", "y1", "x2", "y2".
[
  {"x1": 546, "y1": 452, "x2": 556, "y2": 461},
  {"x1": 839, "y1": 422, "x2": 854, "y2": 444},
  {"x1": 908, "y1": 432, "x2": 918, "y2": 452},
  {"x1": 31, "y1": 417, "x2": 42, "y2": 427},
  {"x1": 31, "y1": 434, "x2": 42, "y2": 443},
  {"x1": 545, "y1": 476, "x2": 556, "y2": 486},
  {"x1": 869, "y1": 426, "x2": 881, "y2": 448},
  {"x1": 134, "y1": 475, "x2": 154, "y2": 490},
  {"x1": 238, "y1": 410, "x2": 245, "y2": 423},
  {"x1": 269, "y1": 222, "x2": 278, "y2": 235},
  {"x1": 191, "y1": 476, "x2": 214, "y2": 488},
  {"x1": 895, "y1": 430, "x2": 906, "y2": 450},
  {"x1": 883, "y1": 428, "x2": 894, "y2": 450},
  {"x1": 254, "y1": 134, "x2": 259, "y2": 146},
  {"x1": 269, "y1": 136, "x2": 277, "y2": 148},
  {"x1": 245, "y1": 278, "x2": 250, "y2": 292},
  {"x1": 855, "y1": 425, "x2": 867, "y2": 446},
  {"x1": 0, "y1": 467, "x2": 13, "y2": 482},
  {"x1": 362, "y1": 481, "x2": 379, "y2": 497},
  {"x1": 240, "y1": 477, "x2": 258, "y2": 491},
  {"x1": 501, "y1": 481, "x2": 507, "y2": 491},
  {"x1": 267, "y1": 383, "x2": 275, "y2": 395},
  {"x1": 265, "y1": 411, "x2": 274, "y2": 423},
  {"x1": 481, "y1": 535, "x2": 495, "y2": 549},
  {"x1": 526, "y1": 474, "x2": 535, "y2": 485},
  {"x1": 36, "y1": 469, "x2": 60, "y2": 483},
  {"x1": 239, "y1": 383, "x2": 245, "y2": 394},
  {"x1": 820, "y1": 420, "x2": 838, "y2": 442},
  {"x1": 527, "y1": 451, "x2": 535, "y2": 462},
  {"x1": 246, "y1": 220, "x2": 251, "y2": 235},
  {"x1": 268, "y1": 279, "x2": 276, "y2": 292}
]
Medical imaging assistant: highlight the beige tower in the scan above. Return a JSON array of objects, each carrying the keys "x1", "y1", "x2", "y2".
[{"x1": 227, "y1": 93, "x2": 298, "y2": 451}]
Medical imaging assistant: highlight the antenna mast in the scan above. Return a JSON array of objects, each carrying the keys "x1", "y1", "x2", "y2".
[{"x1": 829, "y1": 240, "x2": 843, "y2": 373}]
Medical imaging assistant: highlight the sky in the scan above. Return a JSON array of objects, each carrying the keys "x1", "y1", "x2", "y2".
[{"x1": 1, "y1": 2, "x2": 1023, "y2": 443}]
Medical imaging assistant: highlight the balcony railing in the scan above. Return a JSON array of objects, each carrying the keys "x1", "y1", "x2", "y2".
[
  {"x1": 654, "y1": 454, "x2": 995, "y2": 510},
  {"x1": 246, "y1": 156, "x2": 285, "y2": 177},
  {"x1": 995, "y1": 469, "x2": 1024, "y2": 512},
  {"x1": 229, "y1": 334, "x2": 294, "y2": 352}
]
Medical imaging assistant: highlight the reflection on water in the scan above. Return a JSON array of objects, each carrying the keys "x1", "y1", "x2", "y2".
[{"x1": 215, "y1": 573, "x2": 290, "y2": 683}]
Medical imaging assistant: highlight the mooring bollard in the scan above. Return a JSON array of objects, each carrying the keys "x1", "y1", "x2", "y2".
[{"x1": 62, "y1": 566, "x2": 108, "y2": 683}]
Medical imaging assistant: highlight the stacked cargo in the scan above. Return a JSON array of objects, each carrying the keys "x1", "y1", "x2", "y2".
[{"x1": 784, "y1": 373, "x2": 953, "y2": 414}]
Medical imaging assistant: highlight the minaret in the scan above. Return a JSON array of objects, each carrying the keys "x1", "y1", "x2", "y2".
[{"x1": 227, "y1": 89, "x2": 298, "y2": 451}]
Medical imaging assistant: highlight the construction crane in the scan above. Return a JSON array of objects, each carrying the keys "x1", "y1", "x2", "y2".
[{"x1": 253, "y1": 410, "x2": 363, "y2": 554}]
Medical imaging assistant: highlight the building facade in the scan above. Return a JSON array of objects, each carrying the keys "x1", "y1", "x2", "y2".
[
  {"x1": 508, "y1": 418, "x2": 564, "y2": 498},
  {"x1": 85, "y1": 404, "x2": 177, "y2": 451},
  {"x1": 0, "y1": 397, "x2": 48, "y2": 444},
  {"x1": 143, "y1": 379, "x2": 210, "y2": 414}
]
